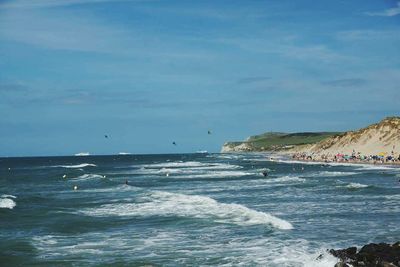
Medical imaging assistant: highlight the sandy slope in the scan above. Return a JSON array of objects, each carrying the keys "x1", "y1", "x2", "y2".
[{"x1": 294, "y1": 117, "x2": 400, "y2": 157}]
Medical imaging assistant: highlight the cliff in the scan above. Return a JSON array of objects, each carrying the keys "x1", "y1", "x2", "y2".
[
  {"x1": 298, "y1": 117, "x2": 400, "y2": 156},
  {"x1": 221, "y1": 132, "x2": 340, "y2": 153}
]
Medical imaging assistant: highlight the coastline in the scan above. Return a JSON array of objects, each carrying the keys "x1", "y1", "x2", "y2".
[{"x1": 266, "y1": 152, "x2": 400, "y2": 168}]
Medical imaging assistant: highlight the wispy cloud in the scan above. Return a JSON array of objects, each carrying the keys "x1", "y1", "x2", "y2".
[
  {"x1": 365, "y1": 2, "x2": 400, "y2": 17},
  {"x1": 237, "y1": 76, "x2": 271, "y2": 85},
  {"x1": 321, "y1": 78, "x2": 366, "y2": 87},
  {"x1": 0, "y1": 81, "x2": 29, "y2": 92},
  {"x1": 336, "y1": 30, "x2": 400, "y2": 41},
  {"x1": 0, "y1": 0, "x2": 148, "y2": 9},
  {"x1": 215, "y1": 37, "x2": 350, "y2": 63}
]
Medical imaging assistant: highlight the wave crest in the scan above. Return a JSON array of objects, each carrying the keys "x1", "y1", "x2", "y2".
[
  {"x1": 0, "y1": 195, "x2": 16, "y2": 209},
  {"x1": 80, "y1": 191, "x2": 293, "y2": 230},
  {"x1": 54, "y1": 163, "x2": 97, "y2": 168}
]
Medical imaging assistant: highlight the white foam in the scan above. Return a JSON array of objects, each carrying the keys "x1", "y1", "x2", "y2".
[
  {"x1": 80, "y1": 191, "x2": 293, "y2": 230},
  {"x1": 345, "y1": 182, "x2": 369, "y2": 189},
  {"x1": 0, "y1": 195, "x2": 16, "y2": 209},
  {"x1": 72, "y1": 174, "x2": 105, "y2": 181},
  {"x1": 354, "y1": 165, "x2": 399, "y2": 171},
  {"x1": 179, "y1": 171, "x2": 253, "y2": 179},
  {"x1": 1, "y1": 194, "x2": 16, "y2": 199},
  {"x1": 307, "y1": 171, "x2": 358, "y2": 177},
  {"x1": 272, "y1": 176, "x2": 306, "y2": 183},
  {"x1": 275, "y1": 159, "x2": 400, "y2": 171},
  {"x1": 141, "y1": 161, "x2": 240, "y2": 169},
  {"x1": 270, "y1": 247, "x2": 338, "y2": 267},
  {"x1": 54, "y1": 163, "x2": 97, "y2": 168}
]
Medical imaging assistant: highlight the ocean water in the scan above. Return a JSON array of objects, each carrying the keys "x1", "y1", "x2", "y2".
[{"x1": 1, "y1": 153, "x2": 399, "y2": 266}]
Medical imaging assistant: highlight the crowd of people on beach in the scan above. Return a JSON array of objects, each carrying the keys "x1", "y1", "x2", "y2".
[{"x1": 292, "y1": 150, "x2": 400, "y2": 165}]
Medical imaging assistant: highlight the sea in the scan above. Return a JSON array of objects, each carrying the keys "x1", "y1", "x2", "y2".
[{"x1": 1, "y1": 153, "x2": 399, "y2": 266}]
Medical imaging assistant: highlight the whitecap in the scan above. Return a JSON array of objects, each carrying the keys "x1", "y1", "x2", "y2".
[
  {"x1": 271, "y1": 176, "x2": 306, "y2": 183},
  {"x1": 178, "y1": 171, "x2": 253, "y2": 179},
  {"x1": 140, "y1": 161, "x2": 240, "y2": 170},
  {"x1": 275, "y1": 159, "x2": 400, "y2": 171},
  {"x1": 71, "y1": 174, "x2": 105, "y2": 181},
  {"x1": 354, "y1": 165, "x2": 399, "y2": 171},
  {"x1": 54, "y1": 163, "x2": 97, "y2": 168},
  {"x1": 0, "y1": 195, "x2": 16, "y2": 209},
  {"x1": 79, "y1": 191, "x2": 293, "y2": 230},
  {"x1": 306, "y1": 171, "x2": 358, "y2": 177},
  {"x1": 1, "y1": 194, "x2": 16, "y2": 199},
  {"x1": 345, "y1": 182, "x2": 369, "y2": 189}
]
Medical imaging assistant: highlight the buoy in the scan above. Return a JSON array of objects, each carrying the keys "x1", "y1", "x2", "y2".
[
  {"x1": 63, "y1": 174, "x2": 67, "y2": 178},
  {"x1": 166, "y1": 173, "x2": 169, "y2": 177},
  {"x1": 103, "y1": 175, "x2": 106, "y2": 178},
  {"x1": 73, "y1": 185, "x2": 78, "y2": 190}
]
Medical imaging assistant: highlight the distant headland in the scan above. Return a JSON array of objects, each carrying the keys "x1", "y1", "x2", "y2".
[{"x1": 221, "y1": 117, "x2": 400, "y2": 164}]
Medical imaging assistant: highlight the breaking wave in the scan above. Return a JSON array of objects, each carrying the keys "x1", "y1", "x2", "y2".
[
  {"x1": 306, "y1": 171, "x2": 358, "y2": 177},
  {"x1": 271, "y1": 176, "x2": 306, "y2": 183},
  {"x1": 345, "y1": 182, "x2": 369, "y2": 189},
  {"x1": 0, "y1": 194, "x2": 16, "y2": 209},
  {"x1": 80, "y1": 191, "x2": 293, "y2": 230},
  {"x1": 71, "y1": 174, "x2": 105, "y2": 181},
  {"x1": 53, "y1": 163, "x2": 97, "y2": 169},
  {"x1": 141, "y1": 161, "x2": 240, "y2": 170}
]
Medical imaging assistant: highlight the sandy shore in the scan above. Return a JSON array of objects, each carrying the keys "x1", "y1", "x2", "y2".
[{"x1": 271, "y1": 152, "x2": 400, "y2": 168}]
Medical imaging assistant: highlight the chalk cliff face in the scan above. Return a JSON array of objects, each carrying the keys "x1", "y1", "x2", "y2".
[
  {"x1": 221, "y1": 142, "x2": 253, "y2": 153},
  {"x1": 300, "y1": 117, "x2": 400, "y2": 156}
]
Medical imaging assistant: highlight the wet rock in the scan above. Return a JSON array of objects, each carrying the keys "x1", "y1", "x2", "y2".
[
  {"x1": 334, "y1": 262, "x2": 350, "y2": 267},
  {"x1": 329, "y1": 247, "x2": 357, "y2": 261},
  {"x1": 329, "y1": 242, "x2": 400, "y2": 267}
]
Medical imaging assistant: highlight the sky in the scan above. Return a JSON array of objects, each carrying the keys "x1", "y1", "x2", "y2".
[{"x1": 0, "y1": 0, "x2": 399, "y2": 156}]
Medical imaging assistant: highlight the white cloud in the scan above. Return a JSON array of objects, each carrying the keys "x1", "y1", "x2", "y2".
[
  {"x1": 365, "y1": 2, "x2": 400, "y2": 17},
  {"x1": 336, "y1": 30, "x2": 400, "y2": 41}
]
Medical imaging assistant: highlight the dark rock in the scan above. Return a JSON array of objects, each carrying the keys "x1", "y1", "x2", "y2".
[
  {"x1": 329, "y1": 247, "x2": 357, "y2": 260},
  {"x1": 329, "y1": 242, "x2": 400, "y2": 267},
  {"x1": 334, "y1": 262, "x2": 350, "y2": 267}
]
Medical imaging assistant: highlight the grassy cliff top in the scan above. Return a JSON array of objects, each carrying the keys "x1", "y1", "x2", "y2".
[
  {"x1": 224, "y1": 131, "x2": 342, "y2": 151},
  {"x1": 247, "y1": 132, "x2": 342, "y2": 150}
]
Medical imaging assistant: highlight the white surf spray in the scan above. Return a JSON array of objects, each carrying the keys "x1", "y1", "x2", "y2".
[
  {"x1": 141, "y1": 161, "x2": 240, "y2": 170},
  {"x1": 71, "y1": 174, "x2": 105, "y2": 181},
  {"x1": 53, "y1": 163, "x2": 97, "y2": 168},
  {"x1": 306, "y1": 171, "x2": 358, "y2": 177},
  {"x1": 345, "y1": 182, "x2": 369, "y2": 189},
  {"x1": 80, "y1": 191, "x2": 293, "y2": 230},
  {"x1": 0, "y1": 194, "x2": 16, "y2": 209}
]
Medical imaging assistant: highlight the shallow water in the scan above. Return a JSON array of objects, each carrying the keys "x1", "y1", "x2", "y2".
[{"x1": 1, "y1": 153, "x2": 399, "y2": 266}]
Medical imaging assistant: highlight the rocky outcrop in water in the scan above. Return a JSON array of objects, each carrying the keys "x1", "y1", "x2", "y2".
[{"x1": 329, "y1": 242, "x2": 400, "y2": 267}]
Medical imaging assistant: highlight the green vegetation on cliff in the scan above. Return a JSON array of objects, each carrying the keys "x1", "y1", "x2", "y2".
[{"x1": 222, "y1": 132, "x2": 341, "y2": 152}]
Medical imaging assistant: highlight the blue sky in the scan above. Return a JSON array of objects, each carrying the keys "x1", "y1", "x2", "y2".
[{"x1": 0, "y1": 0, "x2": 399, "y2": 156}]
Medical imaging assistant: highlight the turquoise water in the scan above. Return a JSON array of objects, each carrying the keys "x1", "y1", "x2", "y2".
[{"x1": 1, "y1": 153, "x2": 399, "y2": 266}]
